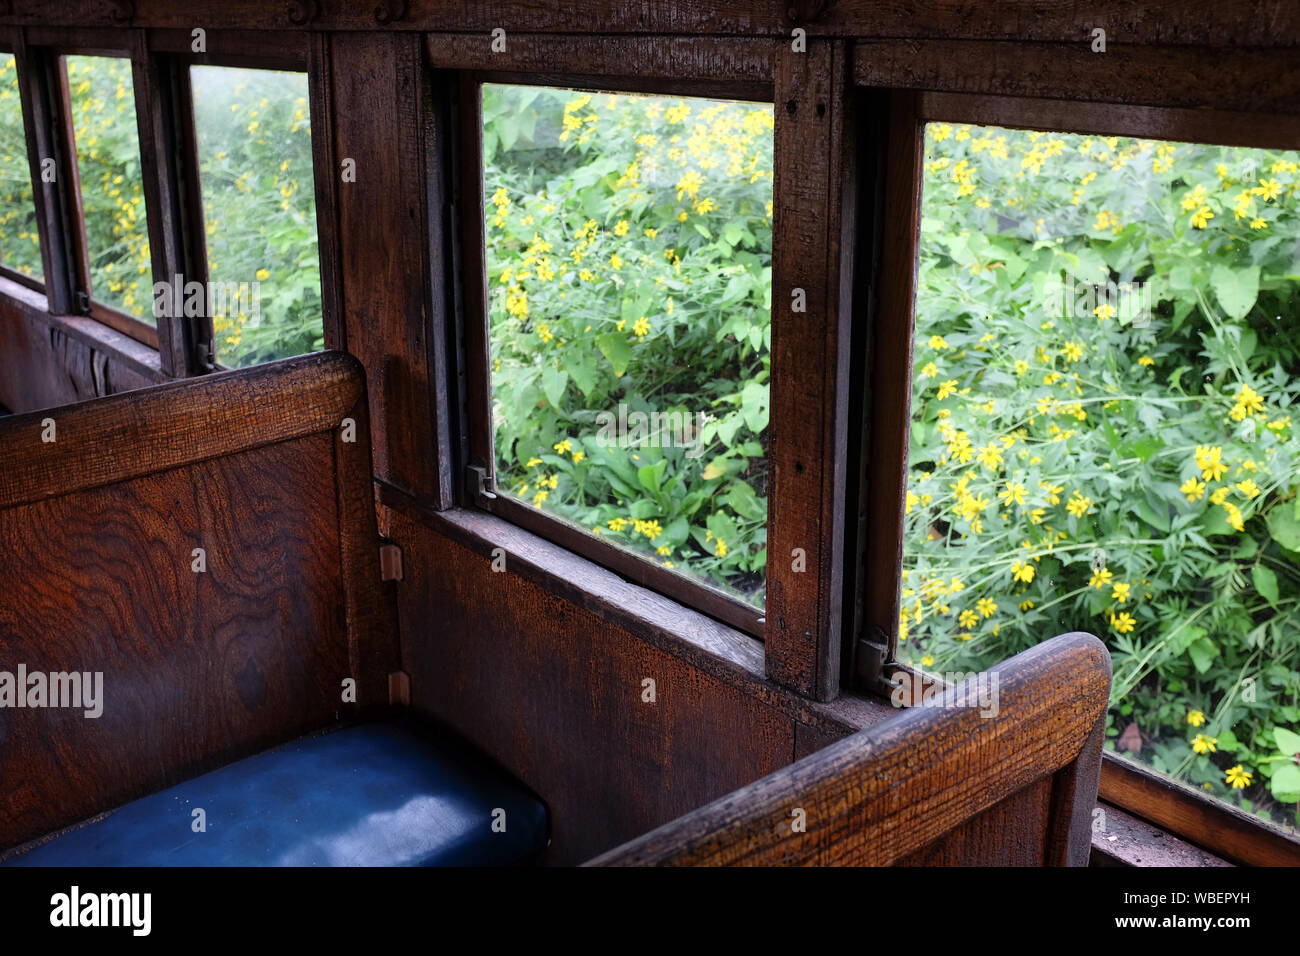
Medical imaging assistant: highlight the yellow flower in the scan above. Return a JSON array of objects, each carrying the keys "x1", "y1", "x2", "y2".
[
  {"x1": 936, "y1": 379, "x2": 958, "y2": 400},
  {"x1": 1010, "y1": 560, "x2": 1035, "y2": 584},
  {"x1": 571, "y1": 451, "x2": 585, "y2": 464},
  {"x1": 1225, "y1": 765, "x2": 1252, "y2": 790},
  {"x1": 607, "y1": 518, "x2": 628, "y2": 531},
  {"x1": 929, "y1": 335, "x2": 948, "y2": 350},
  {"x1": 715, "y1": 538, "x2": 728, "y2": 557},
  {"x1": 609, "y1": 253, "x2": 623, "y2": 270},
  {"x1": 1187, "y1": 710, "x2": 1206, "y2": 727},
  {"x1": 1249, "y1": 218, "x2": 1268, "y2": 229},
  {"x1": 1191, "y1": 733, "x2": 1217, "y2": 755},
  {"x1": 977, "y1": 443, "x2": 1004, "y2": 471},
  {"x1": 613, "y1": 220, "x2": 629, "y2": 236},
  {"x1": 553, "y1": 440, "x2": 573, "y2": 454},
  {"x1": 1223, "y1": 502, "x2": 1245, "y2": 532},
  {"x1": 1089, "y1": 568, "x2": 1113, "y2": 589},
  {"x1": 1111, "y1": 582, "x2": 1131, "y2": 604},
  {"x1": 1066, "y1": 492, "x2": 1092, "y2": 518},
  {"x1": 920, "y1": 361, "x2": 939, "y2": 377},
  {"x1": 532, "y1": 489, "x2": 549, "y2": 507},
  {"x1": 958, "y1": 609, "x2": 978, "y2": 629},
  {"x1": 255, "y1": 268, "x2": 270, "y2": 281},
  {"x1": 1230, "y1": 384, "x2": 1265, "y2": 421},
  {"x1": 1190, "y1": 205, "x2": 1214, "y2": 229},
  {"x1": 1195, "y1": 445, "x2": 1228, "y2": 482},
  {"x1": 632, "y1": 317, "x2": 651, "y2": 338},
  {"x1": 1110, "y1": 612, "x2": 1136, "y2": 634},
  {"x1": 1014, "y1": 359, "x2": 1029, "y2": 375},
  {"x1": 1235, "y1": 479, "x2": 1260, "y2": 498},
  {"x1": 1062, "y1": 341, "x2": 1084, "y2": 362},
  {"x1": 525, "y1": 457, "x2": 543, "y2": 467},
  {"x1": 998, "y1": 481, "x2": 1026, "y2": 507},
  {"x1": 920, "y1": 655, "x2": 935, "y2": 668},
  {"x1": 1138, "y1": 356, "x2": 1155, "y2": 367},
  {"x1": 1180, "y1": 476, "x2": 1206, "y2": 502},
  {"x1": 976, "y1": 597, "x2": 997, "y2": 618},
  {"x1": 656, "y1": 545, "x2": 670, "y2": 556},
  {"x1": 537, "y1": 323, "x2": 553, "y2": 344}
]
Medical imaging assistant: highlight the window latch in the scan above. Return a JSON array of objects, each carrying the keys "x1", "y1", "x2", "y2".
[
  {"x1": 857, "y1": 626, "x2": 901, "y2": 699},
  {"x1": 466, "y1": 463, "x2": 498, "y2": 504}
]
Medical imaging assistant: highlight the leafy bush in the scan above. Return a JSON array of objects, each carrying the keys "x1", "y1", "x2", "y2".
[
  {"x1": 905, "y1": 123, "x2": 1300, "y2": 830},
  {"x1": 0, "y1": 54, "x2": 42, "y2": 278},
  {"x1": 484, "y1": 85, "x2": 773, "y2": 606}
]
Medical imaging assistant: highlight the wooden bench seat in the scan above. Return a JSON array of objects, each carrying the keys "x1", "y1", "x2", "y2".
[
  {"x1": 5, "y1": 720, "x2": 548, "y2": 867},
  {"x1": 0, "y1": 352, "x2": 548, "y2": 866}
]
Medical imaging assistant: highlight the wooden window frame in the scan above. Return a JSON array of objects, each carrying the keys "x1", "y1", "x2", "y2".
[
  {"x1": 0, "y1": 40, "x2": 45, "y2": 294},
  {"x1": 853, "y1": 84, "x2": 1300, "y2": 865},
  {"x1": 440, "y1": 36, "x2": 809, "y2": 645}
]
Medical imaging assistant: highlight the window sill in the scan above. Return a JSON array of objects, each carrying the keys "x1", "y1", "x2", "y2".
[{"x1": 374, "y1": 483, "x2": 895, "y2": 738}]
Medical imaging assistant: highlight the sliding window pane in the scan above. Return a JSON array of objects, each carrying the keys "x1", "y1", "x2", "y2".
[
  {"x1": 904, "y1": 121, "x2": 1300, "y2": 833},
  {"x1": 191, "y1": 66, "x2": 321, "y2": 368},
  {"x1": 484, "y1": 84, "x2": 774, "y2": 609},
  {"x1": 0, "y1": 53, "x2": 40, "y2": 279},
  {"x1": 65, "y1": 55, "x2": 150, "y2": 319}
]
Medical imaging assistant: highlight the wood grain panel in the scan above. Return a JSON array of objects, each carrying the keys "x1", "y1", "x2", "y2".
[
  {"x1": 590, "y1": 632, "x2": 1111, "y2": 866},
  {"x1": 0, "y1": 351, "x2": 394, "y2": 850},
  {"x1": 382, "y1": 504, "x2": 800, "y2": 864}
]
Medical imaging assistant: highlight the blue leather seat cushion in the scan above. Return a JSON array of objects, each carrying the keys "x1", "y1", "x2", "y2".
[{"x1": 7, "y1": 720, "x2": 548, "y2": 866}]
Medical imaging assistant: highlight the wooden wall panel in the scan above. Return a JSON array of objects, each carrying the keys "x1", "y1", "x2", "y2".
[
  {"x1": 0, "y1": 293, "x2": 164, "y2": 415},
  {"x1": 329, "y1": 32, "x2": 446, "y2": 504},
  {"x1": 383, "y1": 505, "x2": 806, "y2": 864}
]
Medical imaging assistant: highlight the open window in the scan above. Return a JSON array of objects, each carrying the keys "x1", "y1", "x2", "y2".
[
  {"x1": 466, "y1": 80, "x2": 774, "y2": 635},
  {"x1": 893, "y1": 110, "x2": 1300, "y2": 842},
  {"x1": 0, "y1": 52, "x2": 41, "y2": 286}
]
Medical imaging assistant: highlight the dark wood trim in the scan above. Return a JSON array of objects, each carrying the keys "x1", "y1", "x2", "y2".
[
  {"x1": 9, "y1": 2, "x2": 1300, "y2": 51},
  {"x1": 918, "y1": 91, "x2": 1300, "y2": 151},
  {"x1": 590, "y1": 631, "x2": 1111, "y2": 866},
  {"x1": 489, "y1": 491, "x2": 764, "y2": 637},
  {"x1": 857, "y1": 89, "x2": 923, "y2": 681},
  {"x1": 52, "y1": 51, "x2": 93, "y2": 303},
  {"x1": 13, "y1": 38, "x2": 78, "y2": 315},
  {"x1": 0, "y1": 350, "x2": 361, "y2": 509},
  {"x1": 133, "y1": 45, "x2": 203, "y2": 374},
  {"x1": 853, "y1": 40, "x2": 1300, "y2": 118},
  {"x1": 85, "y1": 298, "x2": 158, "y2": 349},
  {"x1": 308, "y1": 32, "x2": 344, "y2": 353},
  {"x1": 1090, "y1": 801, "x2": 1233, "y2": 867},
  {"x1": 454, "y1": 71, "x2": 492, "y2": 487},
  {"x1": 376, "y1": 483, "x2": 895, "y2": 737},
  {"x1": 426, "y1": 32, "x2": 775, "y2": 94},
  {"x1": 145, "y1": 27, "x2": 308, "y2": 69},
  {"x1": 764, "y1": 39, "x2": 853, "y2": 700},
  {"x1": 22, "y1": 26, "x2": 133, "y2": 56},
  {"x1": 0, "y1": 263, "x2": 43, "y2": 294},
  {"x1": 1100, "y1": 753, "x2": 1300, "y2": 867}
]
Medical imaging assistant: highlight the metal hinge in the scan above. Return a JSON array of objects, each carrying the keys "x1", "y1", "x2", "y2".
[
  {"x1": 378, "y1": 541, "x2": 403, "y2": 582},
  {"x1": 856, "y1": 626, "x2": 902, "y2": 699},
  {"x1": 466, "y1": 463, "x2": 498, "y2": 504},
  {"x1": 74, "y1": 290, "x2": 90, "y2": 314}
]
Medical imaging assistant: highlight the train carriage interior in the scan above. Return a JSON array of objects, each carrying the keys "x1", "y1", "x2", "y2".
[{"x1": 0, "y1": 1, "x2": 1298, "y2": 900}]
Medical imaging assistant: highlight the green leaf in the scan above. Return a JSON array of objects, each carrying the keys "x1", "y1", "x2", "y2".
[
  {"x1": 1210, "y1": 263, "x2": 1260, "y2": 320},
  {"x1": 1188, "y1": 636, "x2": 1219, "y2": 674},
  {"x1": 596, "y1": 333, "x2": 632, "y2": 377},
  {"x1": 570, "y1": 357, "x2": 597, "y2": 399},
  {"x1": 1269, "y1": 763, "x2": 1300, "y2": 802},
  {"x1": 724, "y1": 480, "x2": 765, "y2": 521},
  {"x1": 541, "y1": 367, "x2": 568, "y2": 409},
  {"x1": 1274, "y1": 727, "x2": 1300, "y2": 757},
  {"x1": 1252, "y1": 565, "x2": 1280, "y2": 608},
  {"x1": 740, "y1": 381, "x2": 769, "y2": 433},
  {"x1": 637, "y1": 460, "x2": 666, "y2": 496},
  {"x1": 1267, "y1": 507, "x2": 1300, "y2": 551}
]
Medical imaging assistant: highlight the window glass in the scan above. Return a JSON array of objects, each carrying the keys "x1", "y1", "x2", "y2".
[
  {"x1": 65, "y1": 55, "x2": 149, "y2": 318},
  {"x1": 483, "y1": 84, "x2": 774, "y2": 608},
  {"x1": 0, "y1": 53, "x2": 41, "y2": 279},
  {"x1": 191, "y1": 65, "x2": 321, "y2": 368},
  {"x1": 904, "y1": 121, "x2": 1300, "y2": 833}
]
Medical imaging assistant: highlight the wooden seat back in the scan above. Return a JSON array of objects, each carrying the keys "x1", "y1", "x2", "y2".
[
  {"x1": 0, "y1": 352, "x2": 397, "y2": 851},
  {"x1": 589, "y1": 632, "x2": 1111, "y2": 866}
]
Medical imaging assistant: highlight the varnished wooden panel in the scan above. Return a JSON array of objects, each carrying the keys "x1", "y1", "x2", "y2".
[
  {"x1": 897, "y1": 777, "x2": 1051, "y2": 866},
  {"x1": 0, "y1": 352, "x2": 394, "y2": 851},
  {"x1": 382, "y1": 505, "x2": 800, "y2": 864},
  {"x1": 590, "y1": 632, "x2": 1111, "y2": 866}
]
